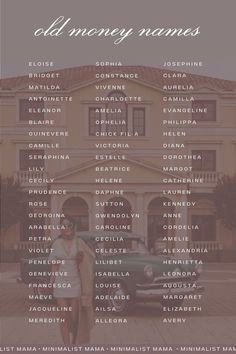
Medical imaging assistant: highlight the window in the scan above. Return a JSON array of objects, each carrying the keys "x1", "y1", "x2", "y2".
[
  {"x1": 19, "y1": 149, "x2": 44, "y2": 170},
  {"x1": 74, "y1": 215, "x2": 89, "y2": 232},
  {"x1": 106, "y1": 91, "x2": 127, "y2": 134},
  {"x1": 89, "y1": 108, "x2": 101, "y2": 136},
  {"x1": 133, "y1": 108, "x2": 145, "y2": 136},
  {"x1": 192, "y1": 150, "x2": 216, "y2": 171},
  {"x1": 192, "y1": 100, "x2": 216, "y2": 122},
  {"x1": 191, "y1": 215, "x2": 216, "y2": 241},
  {"x1": 19, "y1": 99, "x2": 44, "y2": 121}
]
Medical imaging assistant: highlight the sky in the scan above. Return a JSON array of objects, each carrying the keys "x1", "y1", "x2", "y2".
[{"x1": 1, "y1": 0, "x2": 236, "y2": 81}]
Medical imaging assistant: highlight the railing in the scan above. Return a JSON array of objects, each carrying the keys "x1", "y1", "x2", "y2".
[
  {"x1": 190, "y1": 171, "x2": 223, "y2": 184},
  {"x1": 189, "y1": 241, "x2": 223, "y2": 251},
  {"x1": 14, "y1": 170, "x2": 48, "y2": 186}
]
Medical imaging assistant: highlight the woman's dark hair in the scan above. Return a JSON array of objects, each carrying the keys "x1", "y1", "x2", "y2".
[{"x1": 60, "y1": 215, "x2": 76, "y2": 229}]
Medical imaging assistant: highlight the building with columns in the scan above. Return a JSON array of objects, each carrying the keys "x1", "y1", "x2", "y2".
[{"x1": 0, "y1": 65, "x2": 236, "y2": 261}]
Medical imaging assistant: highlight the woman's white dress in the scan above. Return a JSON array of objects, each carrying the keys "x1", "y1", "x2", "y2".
[{"x1": 48, "y1": 237, "x2": 81, "y2": 298}]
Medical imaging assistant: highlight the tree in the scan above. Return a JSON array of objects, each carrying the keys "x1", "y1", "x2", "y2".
[
  {"x1": 0, "y1": 175, "x2": 28, "y2": 232},
  {"x1": 213, "y1": 174, "x2": 236, "y2": 231}
]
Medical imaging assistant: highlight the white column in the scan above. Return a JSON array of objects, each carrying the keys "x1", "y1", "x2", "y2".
[
  {"x1": 174, "y1": 194, "x2": 189, "y2": 259},
  {"x1": 134, "y1": 193, "x2": 147, "y2": 242},
  {"x1": 90, "y1": 193, "x2": 103, "y2": 231},
  {"x1": 50, "y1": 194, "x2": 60, "y2": 240}
]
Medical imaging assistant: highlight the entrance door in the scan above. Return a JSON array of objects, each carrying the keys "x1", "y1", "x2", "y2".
[
  {"x1": 104, "y1": 197, "x2": 132, "y2": 231},
  {"x1": 62, "y1": 197, "x2": 89, "y2": 232},
  {"x1": 147, "y1": 197, "x2": 174, "y2": 251}
]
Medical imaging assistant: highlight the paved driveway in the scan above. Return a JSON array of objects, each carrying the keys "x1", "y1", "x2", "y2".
[{"x1": 0, "y1": 263, "x2": 236, "y2": 348}]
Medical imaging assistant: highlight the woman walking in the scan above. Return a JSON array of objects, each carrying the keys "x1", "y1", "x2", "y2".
[{"x1": 49, "y1": 215, "x2": 95, "y2": 345}]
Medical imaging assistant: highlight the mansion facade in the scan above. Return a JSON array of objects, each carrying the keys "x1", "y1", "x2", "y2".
[{"x1": 0, "y1": 65, "x2": 236, "y2": 261}]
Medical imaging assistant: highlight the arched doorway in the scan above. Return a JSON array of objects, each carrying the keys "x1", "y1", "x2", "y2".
[
  {"x1": 62, "y1": 197, "x2": 89, "y2": 232},
  {"x1": 104, "y1": 197, "x2": 132, "y2": 231},
  {"x1": 147, "y1": 197, "x2": 174, "y2": 251}
]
